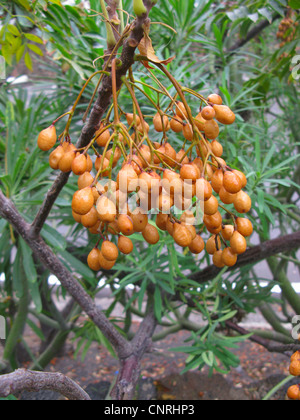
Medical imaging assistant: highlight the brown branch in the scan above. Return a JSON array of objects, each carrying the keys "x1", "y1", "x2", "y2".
[
  {"x1": 227, "y1": 14, "x2": 281, "y2": 54},
  {"x1": 0, "y1": 190, "x2": 131, "y2": 360},
  {"x1": 0, "y1": 369, "x2": 91, "y2": 400},
  {"x1": 189, "y1": 231, "x2": 300, "y2": 285}
]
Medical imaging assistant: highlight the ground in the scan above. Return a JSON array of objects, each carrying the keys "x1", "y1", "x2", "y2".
[{"x1": 15, "y1": 319, "x2": 294, "y2": 401}]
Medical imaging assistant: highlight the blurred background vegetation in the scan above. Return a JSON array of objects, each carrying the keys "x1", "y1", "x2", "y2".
[{"x1": 0, "y1": 0, "x2": 299, "y2": 385}]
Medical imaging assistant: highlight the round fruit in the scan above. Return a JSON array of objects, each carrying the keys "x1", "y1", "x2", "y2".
[
  {"x1": 87, "y1": 248, "x2": 102, "y2": 271},
  {"x1": 170, "y1": 116, "x2": 183, "y2": 133},
  {"x1": 222, "y1": 247, "x2": 238, "y2": 267},
  {"x1": 72, "y1": 154, "x2": 88, "y2": 176},
  {"x1": 131, "y1": 209, "x2": 148, "y2": 232},
  {"x1": 117, "y1": 214, "x2": 134, "y2": 236},
  {"x1": 219, "y1": 187, "x2": 237, "y2": 205},
  {"x1": 183, "y1": 123, "x2": 194, "y2": 142},
  {"x1": 204, "y1": 119, "x2": 219, "y2": 140},
  {"x1": 208, "y1": 94, "x2": 223, "y2": 105},
  {"x1": 118, "y1": 236, "x2": 134, "y2": 255},
  {"x1": 142, "y1": 224, "x2": 160, "y2": 245},
  {"x1": 139, "y1": 171, "x2": 161, "y2": 194},
  {"x1": 72, "y1": 187, "x2": 94, "y2": 216},
  {"x1": 230, "y1": 231, "x2": 247, "y2": 255},
  {"x1": 195, "y1": 178, "x2": 213, "y2": 202},
  {"x1": 203, "y1": 211, "x2": 222, "y2": 230},
  {"x1": 58, "y1": 150, "x2": 76, "y2": 173},
  {"x1": 213, "y1": 105, "x2": 236, "y2": 125},
  {"x1": 96, "y1": 124, "x2": 111, "y2": 147},
  {"x1": 156, "y1": 213, "x2": 168, "y2": 231},
  {"x1": 173, "y1": 223, "x2": 193, "y2": 248},
  {"x1": 78, "y1": 172, "x2": 94, "y2": 190},
  {"x1": 49, "y1": 145, "x2": 64, "y2": 170},
  {"x1": 153, "y1": 113, "x2": 170, "y2": 132},
  {"x1": 221, "y1": 225, "x2": 234, "y2": 241},
  {"x1": 72, "y1": 210, "x2": 82, "y2": 224},
  {"x1": 290, "y1": 360, "x2": 300, "y2": 377},
  {"x1": 194, "y1": 113, "x2": 206, "y2": 131},
  {"x1": 101, "y1": 240, "x2": 119, "y2": 262},
  {"x1": 201, "y1": 106, "x2": 215, "y2": 121},
  {"x1": 180, "y1": 164, "x2": 200, "y2": 183},
  {"x1": 287, "y1": 385, "x2": 300, "y2": 400},
  {"x1": 126, "y1": 113, "x2": 141, "y2": 126},
  {"x1": 175, "y1": 101, "x2": 190, "y2": 119},
  {"x1": 38, "y1": 125, "x2": 57, "y2": 151},
  {"x1": 117, "y1": 163, "x2": 139, "y2": 193},
  {"x1": 203, "y1": 195, "x2": 219, "y2": 215},
  {"x1": 234, "y1": 191, "x2": 252, "y2": 214},
  {"x1": 206, "y1": 235, "x2": 221, "y2": 255},
  {"x1": 189, "y1": 235, "x2": 205, "y2": 254},
  {"x1": 291, "y1": 352, "x2": 300, "y2": 363},
  {"x1": 176, "y1": 149, "x2": 189, "y2": 165},
  {"x1": 236, "y1": 218, "x2": 253, "y2": 237},
  {"x1": 211, "y1": 169, "x2": 224, "y2": 193},
  {"x1": 213, "y1": 250, "x2": 225, "y2": 268},
  {"x1": 96, "y1": 195, "x2": 117, "y2": 223},
  {"x1": 211, "y1": 140, "x2": 223, "y2": 157},
  {"x1": 81, "y1": 206, "x2": 99, "y2": 228},
  {"x1": 233, "y1": 170, "x2": 247, "y2": 188},
  {"x1": 223, "y1": 171, "x2": 242, "y2": 194},
  {"x1": 98, "y1": 252, "x2": 116, "y2": 270}
]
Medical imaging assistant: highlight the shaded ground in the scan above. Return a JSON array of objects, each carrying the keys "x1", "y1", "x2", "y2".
[{"x1": 15, "y1": 321, "x2": 292, "y2": 401}]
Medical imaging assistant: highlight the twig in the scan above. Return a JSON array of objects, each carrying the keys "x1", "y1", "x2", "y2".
[{"x1": 0, "y1": 369, "x2": 91, "y2": 400}]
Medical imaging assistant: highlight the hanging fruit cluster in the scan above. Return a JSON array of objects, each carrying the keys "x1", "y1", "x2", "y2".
[
  {"x1": 37, "y1": 59, "x2": 253, "y2": 273},
  {"x1": 277, "y1": 13, "x2": 298, "y2": 47},
  {"x1": 287, "y1": 351, "x2": 300, "y2": 400}
]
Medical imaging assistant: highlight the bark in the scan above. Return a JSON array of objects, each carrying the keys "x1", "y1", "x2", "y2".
[{"x1": 0, "y1": 369, "x2": 91, "y2": 400}]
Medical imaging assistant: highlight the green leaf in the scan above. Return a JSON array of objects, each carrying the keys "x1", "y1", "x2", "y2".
[
  {"x1": 59, "y1": 250, "x2": 95, "y2": 283},
  {"x1": 24, "y1": 34, "x2": 44, "y2": 44},
  {"x1": 288, "y1": 0, "x2": 300, "y2": 8},
  {"x1": 19, "y1": 238, "x2": 37, "y2": 284},
  {"x1": 7, "y1": 25, "x2": 21, "y2": 37},
  {"x1": 24, "y1": 52, "x2": 33, "y2": 71},
  {"x1": 41, "y1": 224, "x2": 67, "y2": 251},
  {"x1": 154, "y1": 286, "x2": 163, "y2": 322},
  {"x1": 27, "y1": 44, "x2": 43, "y2": 56},
  {"x1": 28, "y1": 281, "x2": 42, "y2": 313}
]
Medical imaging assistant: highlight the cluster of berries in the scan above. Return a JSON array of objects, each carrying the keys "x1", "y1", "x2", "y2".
[
  {"x1": 287, "y1": 351, "x2": 300, "y2": 400},
  {"x1": 38, "y1": 91, "x2": 253, "y2": 272}
]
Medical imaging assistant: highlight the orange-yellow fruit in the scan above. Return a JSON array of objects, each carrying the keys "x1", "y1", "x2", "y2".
[
  {"x1": 223, "y1": 171, "x2": 242, "y2": 194},
  {"x1": 230, "y1": 231, "x2": 247, "y2": 255},
  {"x1": 96, "y1": 124, "x2": 111, "y2": 147},
  {"x1": 81, "y1": 206, "x2": 99, "y2": 228},
  {"x1": 194, "y1": 113, "x2": 206, "y2": 131},
  {"x1": 291, "y1": 352, "x2": 300, "y2": 363},
  {"x1": 131, "y1": 209, "x2": 148, "y2": 232},
  {"x1": 176, "y1": 149, "x2": 190, "y2": 165},
  {"x1": 189, "y1": 235, "x2": 205, "y2": 254},
  {"x1": 287, "y1": 385, "x2": 300, "y2": 400},
  {"x1": 139, "y1": 171, "x2": 161, "y2": 194},
  {"x1": 211, "y1": 169, "x2": 224, "y2": 193},
  {"x1": 183, "y1": 123, "x2": 194, "y2": 141},
  {"x1": 105, "y1": 147, "x2": 121, "y2": 168},
  {"x1": 195, "y1": 178, "x2": 213, "y2": 202},
  {"x1": 204, "y1": 119, "x2": 220, "y2": 140},
  {"x1": 208, "y1": 94, "x2": 223, "y2": 105},
  {"x1": 219, "y1": 186, "x2": 237, "y2": 205},
  {"x1": 95, "y1": 156, "x2": 110, "y2": 177},
  {"x1": 98, "y1": 252, "x2": 116, "y2": 270},
  {"x1": 211, "y1": 140, "x2": 223, "y2": 157},
  {"x1": 101, "y1": 240, "x2": 119, "y2": 262},
  {"x1": 89, "y1": 220, "x2": 101, "y2": 235},
  {"x1": 72, "y1": 187, "x2": 94, "y2": 216},
  {"x1": 201, "y1": 106, "x2": 216, "y2": 121},
  {"x1": 72, "y1": 154, "x2": 88, "y2": 176},
  {"x1": 49, "y1": 145, "x2": 64, "y2": 170},
  {"x1": 236, "y1": 218, "x2": 253, "y2": 237},
  {"x1": 87, "y1": 248, "x2": 102, "y2": 271},
  {"x1": 233, "y1": 170, "x2": 247, "y2": 189},
  {"x1": 164, "y1": 143, "x2": 177, "y2": 167},
  {"x1": 38, "y1": 125, "x2": 57, "y2": 151},
  {"x1": 213, "y1": 250, "x2": 225, "y2": 268},
  {"x1": 180, "y1": 164, "x2": 200, "y2": 183},
  {"x1": 118, "y1": 236, "x2": 134, "y2": 255},
  {"x1": 157, "y1": 193, "x2": 174, "y2": 213},
  {"x1": 213, "y1": 105, "x2": 236, "y2": 125},
  {"x1": 222, "y1": 247, "x2": 238, "y2": 267},
  {"x1": 234, "y1": 191, "x2": 252, "y2": 214},
  {"x1": 173, "y1": 223, "x2": 193, "y2": 248},
  {"x1": 126, "y1": 113, "x2": 141, "y2": 126},
  {"x1": 96, "y1": 195, "x2": 117, "y2": 223},
  {"x1": 290, "y1": 360, "x2": 300, "y2": 377},
  {"x1": 72, "y1": 210, "x2": 82, "y2": 224},
  {"x1": 203, "y1": 195, "x2": 219, "y2": 216},
  {"x1": 117, "y1": 163, "x2": 139, "y2": 193},
  {"x1": 142, "y1": 224, "x2": 160, "y2": 245},
  {"x1": 175, "y1": 101, "x2": 190, "y2": 119},
  {"x1": 58, "y1": 150, "x2": 76, "y2": 173},
  {"x1": 170, "y1": 116, "x2": 183, "y2": 133},
  {"x1": 153, "y1": 113, "x2": 170, "y2": 132},
  {"x1": 117, "y1": 214, "x2": 134, "y2": 236},
  {"x1": 78, "y1": 172, "x2": 94, "y2": 190},
  {"x1": 204, "y1": 211, "x2": 222, "y2": 230},
  {"x1": 222, "y1": 225, "x2": 234, "y2": 241},
  {"x1": 156, "y1": 213, "x2": 168, "y2": 231},
  {"x1": 206, "y1": 235, "x2": 221, "y2": 255}
]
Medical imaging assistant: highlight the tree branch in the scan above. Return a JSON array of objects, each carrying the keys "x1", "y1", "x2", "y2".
[
  {"x1": 0, "y1": 190, "x2": 131, "y2": 360},
  {"x1": 189, "y1": 231, "x2": 300, "y2": 285},
  {"x1": 0, "y1": 369, "x2": 91, "y2": 401}
]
